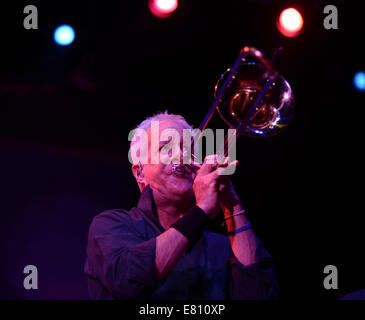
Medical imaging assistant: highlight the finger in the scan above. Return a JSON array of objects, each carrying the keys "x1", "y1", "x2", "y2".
[
  {"x1": 222, "y1": 156, "x2": 230, "y2": 166},
  {"x1": 217, "y1": 157, "x2": 230, "y2": 167},
  {"x1": 198, "y1": 155, "x2": 220, "y2": 175},
  {"x1": 199, "y1": 155, "x2": 234, "y2": 175},
  {"x1": 215, "y1": 157, "x2": 237, "y2": 170},
  {"x1": 207, "y1": 170, "x2": 220, "y2": 189},
  {"x1": 217, "y1": 159, "x2": 239, "y2": 176},
  {"x1": 205, "y1": 154, "x2": 220, "y2": 165}
]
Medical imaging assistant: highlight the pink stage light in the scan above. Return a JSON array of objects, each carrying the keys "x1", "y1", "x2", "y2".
[
  {"x1": 277, "y1": 8, "x2": 304, "y2": 38},
  {"x1": 149, "y1": 0, "x2": 178, "y2": 19}
]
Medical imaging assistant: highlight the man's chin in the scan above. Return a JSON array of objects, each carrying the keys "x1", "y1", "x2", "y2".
[
  {"x1": 169, "y1": 181, "x2": 193, "y2": 198},
  {"x1": 171, "y1": 171, "x2": 192, "y2": 180}
]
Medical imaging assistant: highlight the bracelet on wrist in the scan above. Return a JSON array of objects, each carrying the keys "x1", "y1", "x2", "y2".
[
  {"x1": 224, "y1": 209, "x2": 246, "y2": 220},
  {"x1": 221, "y1": 209, "x2": 246, "y2": 227},
  {"x1": 227, "y1": 222, "x2": 251, "y2": 236}
]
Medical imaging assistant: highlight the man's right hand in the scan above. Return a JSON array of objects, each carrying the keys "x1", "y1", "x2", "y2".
[{"x1": 193, "y1": 155, "x2": 222, "y2": 218}]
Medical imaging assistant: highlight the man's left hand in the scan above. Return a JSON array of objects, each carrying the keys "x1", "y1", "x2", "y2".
[{"x1": 217, "y1": 158, "x2": 242, "y2": 213}]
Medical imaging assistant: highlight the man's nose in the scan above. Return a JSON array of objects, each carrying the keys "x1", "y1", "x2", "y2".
[
  {"x1": 171, "y1": 147, "x2": 186, "y2": 164},
  {"x1": 175, "y1": 148, "x2": 184, "y2": 164},
  {"x1": 180, "y1": 148, "x2": 186, "y2": 163}
]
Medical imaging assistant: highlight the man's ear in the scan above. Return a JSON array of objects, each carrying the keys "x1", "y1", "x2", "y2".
[{"x1": 132, "y1": 164, "x2": 145, "y2": 191}]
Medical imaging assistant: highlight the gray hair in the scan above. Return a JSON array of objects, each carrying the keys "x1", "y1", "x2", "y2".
[{"x1": 129, "y1": 111, "x2": 193, "y2": 164}]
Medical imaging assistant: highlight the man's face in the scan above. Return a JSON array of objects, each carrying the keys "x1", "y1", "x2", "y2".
[{"x1": 137, "y1": 120, "x2": 196, "y2": 202}]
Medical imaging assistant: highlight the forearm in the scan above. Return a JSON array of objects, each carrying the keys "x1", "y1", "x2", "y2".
[
  {"x1": 224, "y1": 204, "x2": 258, "y2": 266},
  {"x1": 155, "y1": 228, "x2": 189, "y2": 279},
  {"x1": 155, "y1": 205, "x2": 211, "y2": 279}
]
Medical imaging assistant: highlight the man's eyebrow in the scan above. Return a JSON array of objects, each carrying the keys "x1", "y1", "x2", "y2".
[
  {"x1": 158, "y1": 140, "x2": 172, "y2": 149},
  {"x1": 159, "y1": 136, "x2": 174, "y2": 145}
]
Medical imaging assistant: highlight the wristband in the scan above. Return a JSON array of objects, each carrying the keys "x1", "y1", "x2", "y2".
[
  {"x1": 227, "y1": 222, "x2": 251, "y2": 236},
  {"x1": 171, "y1": 205, "x2": 210, "y2": 249}
]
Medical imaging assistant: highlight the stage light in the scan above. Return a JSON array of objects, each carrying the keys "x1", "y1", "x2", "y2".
[
  {"x1": 149, "y1": 0, "x2": 178, "y2": 19},
  {"x1": 354, "y1": 71, "x2": 365, "y2": 91},
  {"x1": 54, "y1": 25, "x2": 75, "y2": 46},
  {"x1": 277, "y1": 8, "x2": 304, "y2": 38}
]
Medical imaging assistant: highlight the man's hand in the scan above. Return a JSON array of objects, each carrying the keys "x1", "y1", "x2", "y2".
[
  {"x1": 193, "y1": 155, "x2": 221, "y2": 218},
  {"x1": 217, "y1": 157, "x2": 242, "y2": 213},
  {"x1": 193, "y1": 155, "x2": 240, "y2": 218}
]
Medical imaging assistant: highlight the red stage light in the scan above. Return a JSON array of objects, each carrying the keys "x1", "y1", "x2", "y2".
[
  {"x1": 277, "y1": 8, "x2": 304, "y2": 38},
  {"x1": 149, "y1": 0, "x2": 178, "y2": 19}
]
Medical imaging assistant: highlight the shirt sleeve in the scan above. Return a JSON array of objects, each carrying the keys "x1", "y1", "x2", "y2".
[
  {"x1": 86, "y1": 210, "x2": 162, "y2": 299},
  {"x1": 226, "y1": 238, "x2": 279, "y2": 300}
]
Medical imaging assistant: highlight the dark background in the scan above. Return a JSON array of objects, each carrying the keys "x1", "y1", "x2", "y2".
[{"x1": 0, "y1": 0, "x2": 363, "y2": 299}]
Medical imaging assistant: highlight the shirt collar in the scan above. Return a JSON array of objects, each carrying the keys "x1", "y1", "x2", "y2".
[{"x1": 137, "y1": 185, "x2": 165, "y2": 230}]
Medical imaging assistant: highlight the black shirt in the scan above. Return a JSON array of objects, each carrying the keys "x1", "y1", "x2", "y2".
[{"x1": 84, "y1": 185, "x2": 278, "y2": 299}]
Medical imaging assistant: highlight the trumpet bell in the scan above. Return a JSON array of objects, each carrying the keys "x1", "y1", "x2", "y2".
[{"x1": 215, "y1": 61, "x2": 295, "y2": 137}]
